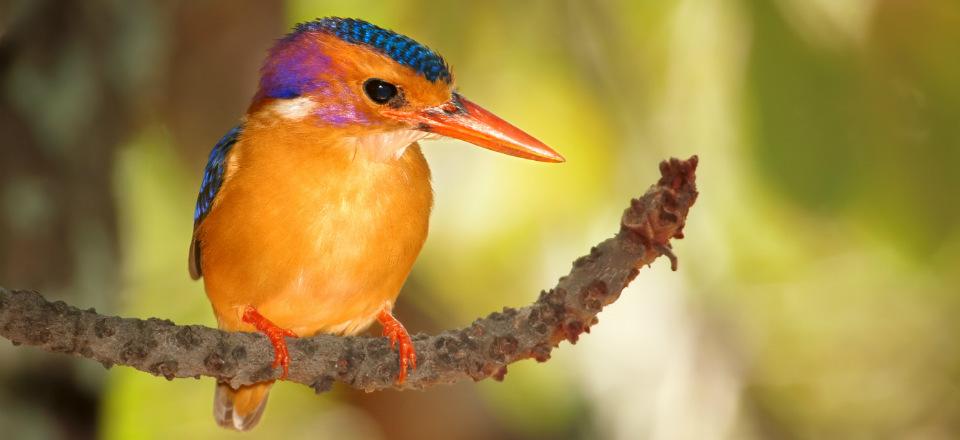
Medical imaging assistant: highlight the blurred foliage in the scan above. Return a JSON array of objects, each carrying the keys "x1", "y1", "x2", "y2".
[{"x1": 1, "y1": 0, "x2": 959, "y2": 439}]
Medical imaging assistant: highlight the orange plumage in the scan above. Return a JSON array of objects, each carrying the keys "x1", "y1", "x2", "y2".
[
  {"x1": 199, "y1": 118, "x2": 433, "y2": 336},
  {"x1": 190, "y1": 18, "x2": 562, "y2": 430}
]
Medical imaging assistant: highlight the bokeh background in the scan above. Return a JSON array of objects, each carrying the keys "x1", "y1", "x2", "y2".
[{"x1": 1, "y1": 0, "x2": 958, "y2": 439}]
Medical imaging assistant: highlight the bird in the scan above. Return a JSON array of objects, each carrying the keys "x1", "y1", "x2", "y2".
[{"x1": 189, "y1": 17, "x2": 563, "y2": 431}]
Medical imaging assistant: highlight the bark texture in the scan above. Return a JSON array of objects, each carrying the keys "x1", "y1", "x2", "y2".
[{"x1": 0, "y1": 156, "x2": 699, "y2": 393}]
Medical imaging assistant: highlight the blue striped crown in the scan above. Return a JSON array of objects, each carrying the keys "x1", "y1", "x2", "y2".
[{"x1": 295, "y1": 17, "x2": 452, "y2": 84}]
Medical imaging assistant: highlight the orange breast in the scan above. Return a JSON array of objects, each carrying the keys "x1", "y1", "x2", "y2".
[{"x1": 196, "y1": 120, "x2": 433, "y2": 336}]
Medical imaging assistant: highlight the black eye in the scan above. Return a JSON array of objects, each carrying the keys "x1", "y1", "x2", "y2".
[{"x1": 363, "y1": 79, "x2": 398, "y2": 104}]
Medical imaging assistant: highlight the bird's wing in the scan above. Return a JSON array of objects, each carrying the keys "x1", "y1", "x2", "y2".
[{"x1": 189, "y1": 125, "x2": 243, "y2": 280}]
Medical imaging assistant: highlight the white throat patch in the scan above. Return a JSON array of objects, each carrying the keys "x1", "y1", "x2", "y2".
[{"x1": 350, "y1": 129, "x2": 439, "y2": 161}]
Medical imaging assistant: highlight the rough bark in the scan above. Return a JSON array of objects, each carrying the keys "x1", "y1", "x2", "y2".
[{"x1": 0, "y1": 156, "x2": 699, "y2": 393}]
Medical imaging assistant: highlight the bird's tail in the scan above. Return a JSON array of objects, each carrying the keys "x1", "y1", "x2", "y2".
[{"x1": 214, "y1": 382, "x2": 273, "y2": 431}]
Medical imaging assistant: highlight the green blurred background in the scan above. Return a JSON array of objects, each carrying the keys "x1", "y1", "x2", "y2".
[{"x1": 1, "y1": 0, "x2": 958, "y2": 439}]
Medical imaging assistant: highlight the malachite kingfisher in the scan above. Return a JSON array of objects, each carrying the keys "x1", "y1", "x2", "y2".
[{"x1": 189, "y1": 17, "x2": 563, "y2": 430}]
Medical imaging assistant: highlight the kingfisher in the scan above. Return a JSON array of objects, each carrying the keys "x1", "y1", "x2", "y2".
[{"x1": 189, "y1": 17, "x2": 563, "y2": 430}]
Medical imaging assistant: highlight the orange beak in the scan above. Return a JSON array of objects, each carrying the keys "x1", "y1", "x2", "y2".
[{"x1": 384, "y1": 93, "x2": 564, "y2": 163}]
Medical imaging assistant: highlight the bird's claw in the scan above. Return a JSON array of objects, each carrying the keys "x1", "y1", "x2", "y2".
[
  {"x1": 242, "y1": 306, "x2": 298, "y2": 380},
  {"x1": 378, "y1": 310, "x2": 417, "y2": 384}
]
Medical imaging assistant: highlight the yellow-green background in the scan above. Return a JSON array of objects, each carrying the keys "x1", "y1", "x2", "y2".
[{"x1": 1, "y1": 0, "x2": 958, "y2": 439}]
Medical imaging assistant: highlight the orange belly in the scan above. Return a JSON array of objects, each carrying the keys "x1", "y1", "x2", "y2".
[{"x1": 197, "y1": 129, "x2": 432, "y2": 336}]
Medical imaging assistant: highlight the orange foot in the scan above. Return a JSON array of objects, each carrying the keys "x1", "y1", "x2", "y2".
[
  {"x1": 242, "y1": 306, "x2": 298, "y2": 379},
  {"x1": 377, "y1": 309, "x2": 417, "y2": 384}
]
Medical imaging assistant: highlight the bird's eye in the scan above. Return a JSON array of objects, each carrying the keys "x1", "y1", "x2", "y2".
[{"x1": 363, "y1": 79, "x2": 398, "y2": 104}]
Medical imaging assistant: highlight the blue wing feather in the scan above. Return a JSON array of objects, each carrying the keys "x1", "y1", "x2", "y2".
[
  {"x1": 189, "y1": 125, "x2": 242, "y2": 279},
  {"x1": 194, "y1": 125, "x2": 243, "y2": 225}
]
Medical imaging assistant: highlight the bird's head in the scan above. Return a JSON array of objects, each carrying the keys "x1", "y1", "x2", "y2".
[{"x1": 249, "y1": 17, "x2": 563, "y2": 163}]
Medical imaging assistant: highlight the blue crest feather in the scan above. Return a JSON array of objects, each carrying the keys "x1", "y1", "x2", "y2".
[{"x1": 295, "y1": 17, "x2": 452, "y2": 83}]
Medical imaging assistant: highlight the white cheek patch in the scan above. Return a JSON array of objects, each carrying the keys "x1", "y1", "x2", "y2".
[
  {"x1": 267, "y1": 97, "x2": 318, "y2": 120},
  {"x1": 260, "y1": 97, "x2": 439, "y2": 162}
]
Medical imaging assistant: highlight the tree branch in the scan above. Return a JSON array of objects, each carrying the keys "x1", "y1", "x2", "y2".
[{"x1": 0, "y1": 156, "x2": 698, "y2": 393}]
